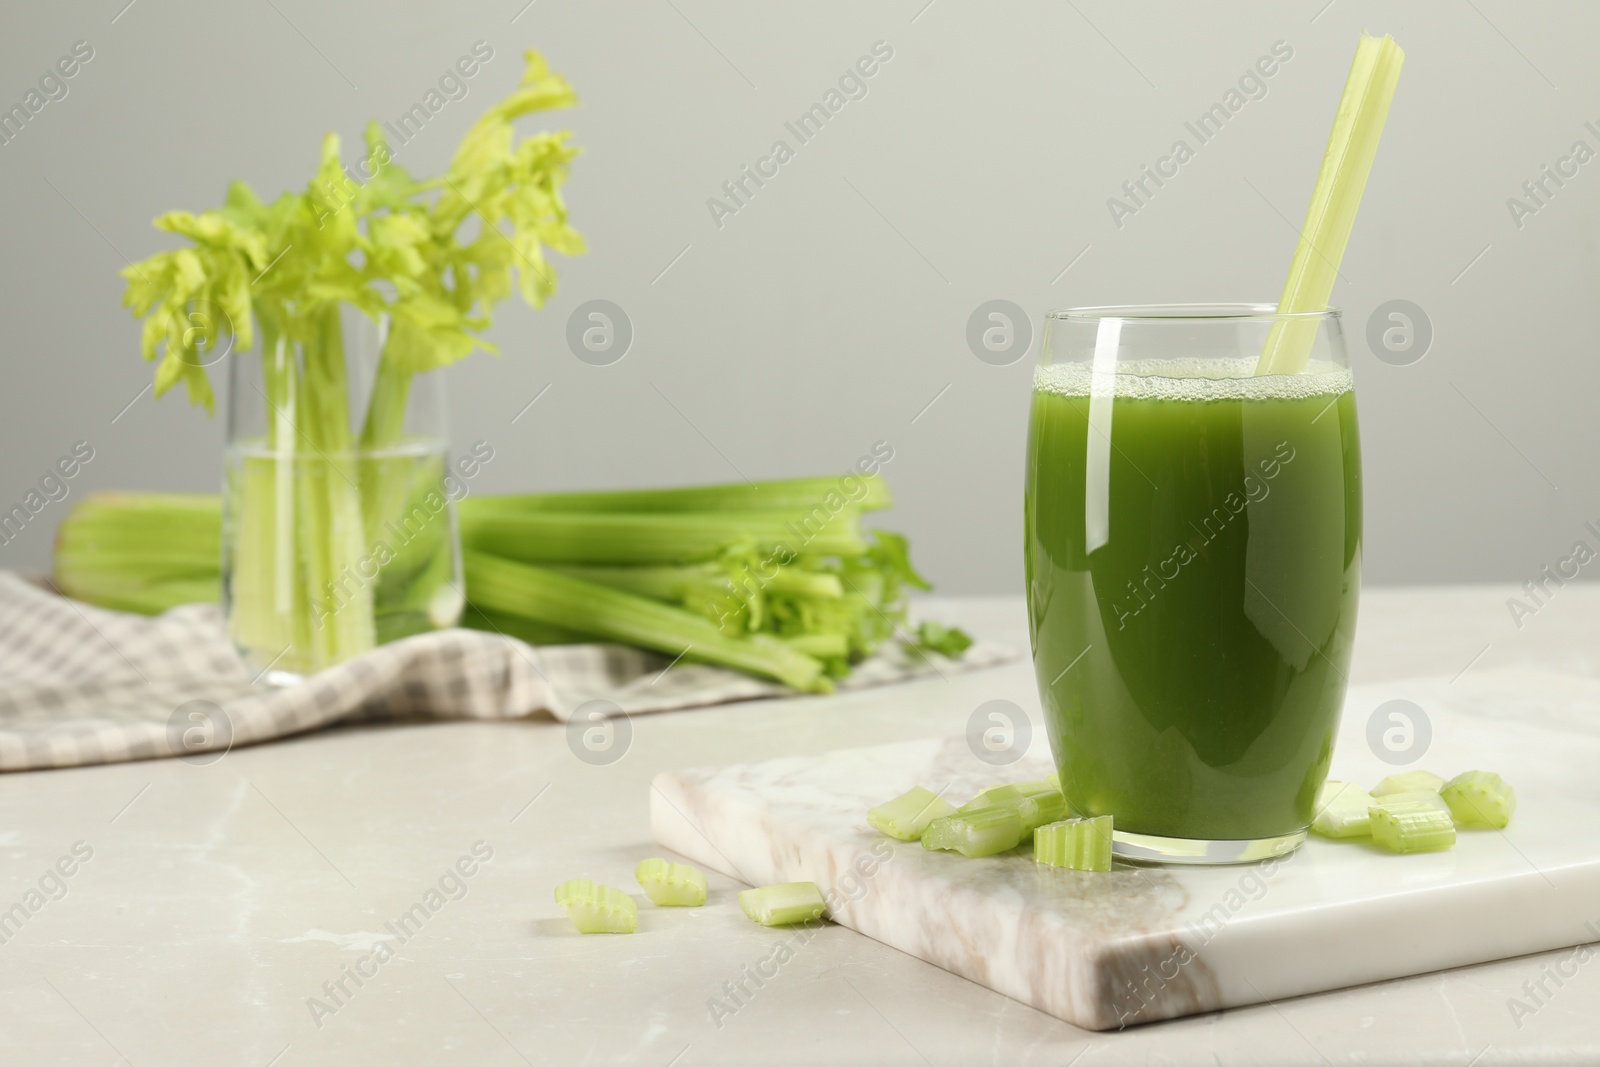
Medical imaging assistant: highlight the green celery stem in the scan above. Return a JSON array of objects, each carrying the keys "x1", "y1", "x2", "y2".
[{"x1": 463, "y1": 550, "x2": 828, "y2": 692}]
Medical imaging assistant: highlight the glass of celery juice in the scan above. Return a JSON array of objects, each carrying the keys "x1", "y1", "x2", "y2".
[{"x1": 1025, "y1": 305, "x2": 1361, "y2": 864}]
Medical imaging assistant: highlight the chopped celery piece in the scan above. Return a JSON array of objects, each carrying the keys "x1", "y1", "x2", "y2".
[
  {"x1": 965, "y1": 778, "x2": 1056, "y2": 808},
  {"x1": 634, "y1": 858, "x2": 708, "y2": 907},
  {"x1": 553, "y1": 879, "x2": 638, "y2": 933},
  {"x1": 1379, "y1": 789, "x2": 1451, "y2": 814},
  {"x1": 960, "y1": 782, "x2": 1064, "y2": 832},
  {"x1": 1368, "y1": 798, "x2": 1456, "y2": 854},
  {"x1": 1441, "y1": 770, "x2": 1516, "y2": 829},
  {"x1": 918, "y1": 817, "x2": 956, "y2": 852},
  {"x1": 921, "y1": 806, "x2": 1023, "y2": 858},
  {"x1": 1015, "y1": 790, "x2": 1066, "y2": 831},
  {"x1": 738, "y1": 882, "x2": 826, "y2": 926},
  {"x1": 1035, "y1": 816, "x2": 1113, "y2": 871},
  {"x1": 1371, "y1": 770, "x2": 1445, "y2": 797},
  {"x1": 867, "y1": 787, "x2": 957, "y2": 841},
  {"x1": 1311, "y1": 780, "x2": 1376, "y2": 839}
]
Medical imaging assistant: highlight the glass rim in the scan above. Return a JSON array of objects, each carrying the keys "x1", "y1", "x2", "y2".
[{"x1": 1047, "y1": 302, "x2": 1341, "y2": 323}]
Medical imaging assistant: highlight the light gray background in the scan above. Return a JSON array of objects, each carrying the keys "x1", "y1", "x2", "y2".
[{"x1": 0, "y1": 0, "x2": 1590, "y2": 595}]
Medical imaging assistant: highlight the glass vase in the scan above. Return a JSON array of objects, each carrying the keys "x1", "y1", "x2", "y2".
[
  {"x1": 1024, "y1": 304, "x2": 1362, "y2": 864},
  {"x1": 222, "y1": 303, "x2": 464, "y2": 683}
]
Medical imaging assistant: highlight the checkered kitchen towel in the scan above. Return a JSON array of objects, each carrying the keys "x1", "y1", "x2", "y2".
[{"x1": 0, "y1": 573, "x2": 1015, "y2": 771}]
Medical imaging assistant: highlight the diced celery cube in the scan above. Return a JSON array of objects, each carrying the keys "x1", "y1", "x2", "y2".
[
  {"x1": 1312, "y1": 779, "x2": 1376, "y2": 838},
  {"x1": 919, "y1": 815, "x2": 956, "y2": 853},
  {"x1": 966, "y1": 778, "x2": 1055, "y2": 808},
  {"x1": 1368, "y1": 798, "x2": 1456, "y2": 853},
  {"x1": 959, "y1": 783, "x2": 1065, "y2": 832},
  {"x1": 1015, "y1": 789, "x2": 1067, "y2": 831},
  {"x1": 554, "y1": 879, "x2": 638, "y2": 933},
  {"x1": 1371, "y1": 770, "x2": 1445, "y2": 797},
  {"x1": 1441, "y1": 770, "x2": 1516, "y2": 829},
  {"x1": 921, "y1": 806, "x2": 1023, "y2": 857},
  {"x1": 1379, "y1": 789, "x2": 1451, "y2": 814},
  {"x1": 1035, "y1": 816, "x2": 1113, "y2": 871},
  {"x1": 738, "y1": 882, "x2": 827, "y2": 926},
  {"x1": 634, "y1": 858, "x2": 708, "y2": 906},
  {"x1": 867, "y1": 786, "x2": 957, "y2": 841}
]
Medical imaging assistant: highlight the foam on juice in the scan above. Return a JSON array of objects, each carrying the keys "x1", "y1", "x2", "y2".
[{"x1": 1033, "y1": 358, "x2": 1353, "y2": 402}]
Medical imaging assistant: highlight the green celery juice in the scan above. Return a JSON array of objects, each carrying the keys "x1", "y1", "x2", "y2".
[{"x1": 1024, "y1": 360, "x2": 1361, "y2": 842}]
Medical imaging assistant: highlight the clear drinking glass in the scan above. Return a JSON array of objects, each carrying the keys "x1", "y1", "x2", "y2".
[
  {"x1": 1024, "y1": 304, "x2": 1362, "y2": 864},
  {"x1": 222, "y1": 305, "x2": 463, "y2": 683}
]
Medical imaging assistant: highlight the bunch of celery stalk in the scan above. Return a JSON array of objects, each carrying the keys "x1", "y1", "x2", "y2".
[{"x1": 53, "y1": 476, "x2": 972, "y2": 692}]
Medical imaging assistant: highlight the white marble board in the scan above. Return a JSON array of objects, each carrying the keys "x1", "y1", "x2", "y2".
[{"x1": 650, "y1": 668, "x2": 1600, "y2": 1030}]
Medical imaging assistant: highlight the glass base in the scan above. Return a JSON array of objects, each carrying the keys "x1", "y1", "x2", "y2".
[{"x1": 1112, "y1": 828, "x2": 1307, "y2": 866}]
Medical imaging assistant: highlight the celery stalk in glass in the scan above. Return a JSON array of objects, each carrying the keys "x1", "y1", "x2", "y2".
[
  {"x1": 121, "y1": 50, "x2": 587, "y2": 676},
  {"x1": 225, "y1": 315, "x2": 303, "y2": 670},
  {"x1": 227, "y1": 307, "x2": 376, "y2": 674},
  {"x1": 295, "y1": 304, "x2": 376, "y2": 667}
]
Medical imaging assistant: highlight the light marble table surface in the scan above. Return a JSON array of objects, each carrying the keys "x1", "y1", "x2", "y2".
[{"x1": 2, "y1": 585, "x2": 1598, "y2": 1066}]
